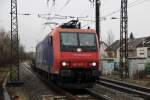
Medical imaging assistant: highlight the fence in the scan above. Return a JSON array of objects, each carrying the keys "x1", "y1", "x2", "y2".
[{"x1": 100, "y1": 58, "x2": 150, "y2": 79}]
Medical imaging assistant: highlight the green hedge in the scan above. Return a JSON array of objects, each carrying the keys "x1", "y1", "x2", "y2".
[{"x1": 145, "y1": 62, "x2": 150, "y2": 75}]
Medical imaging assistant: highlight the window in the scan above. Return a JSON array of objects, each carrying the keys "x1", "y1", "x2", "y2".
[
  {"x1": 60, "y1": 32, "x2": 97, "y2": 52},
  {"x1": 79, "y1": 34, "x2": 96, "y2": 46},
  {"x1": 140, "y1": 53, "x2": 144, "y2": 55},
  {"x1": 61, "y1": 33, "x2": 78, "y2": 46}
]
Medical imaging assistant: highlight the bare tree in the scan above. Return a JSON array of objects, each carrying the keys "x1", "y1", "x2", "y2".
[
  {"x1": 0, "y1": 29, "x2": 26, "y2": 67},
  {"x1": 105, "y1": 30, "x2": 114, "y2": 47}
]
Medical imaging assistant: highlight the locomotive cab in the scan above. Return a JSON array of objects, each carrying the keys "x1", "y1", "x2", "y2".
[
  {"x1": 59, "y1": 31, "x2": 100, "y2": 83},
  {"x1": 52, "y1": 20, "x2": 100, "y2": 84}
]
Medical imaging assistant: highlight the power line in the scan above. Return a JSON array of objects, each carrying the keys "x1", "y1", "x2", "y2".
[
  {"x1": 47, "y1": 0, "x2": 56, "y2": 7},
  {"x1": 38, "y1": 0, "x2": 149, "y2": 24},
  {"x1": 102, "y1": 0, "x2": 139, "y2": 17},
  {"x1": 17, "y1": 0, "x2": 149, "y2": 25},
  {"x1": 102, "y1": 0, "x2": 149, "y2": 18},
  {"x1": 83, "y1": 0, "x2": 149, "y2": 24},
  {"x1": 57, "y1": 0, "x2": 71, "y2": 13},
  {"x1": 128, "y1": 0, "x2": 149, "y2": 8},
  {"x1": 79, "y1": 0, "x2": 95, "y2": 16},
  {"x1": 45, "y1": 0, "x2": 71, "y2": 22},
  {"x1": 79, "y1": 0, "x2": 149, "y2": 28},
  {"x1": 54, "y1": 0, "x2": 72, "y2": 21},
  {"x1": 46, "y1": 0, "x2": 56, "y2": 16}
]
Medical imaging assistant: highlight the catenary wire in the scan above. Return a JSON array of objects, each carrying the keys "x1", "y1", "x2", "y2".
[{"x1": 102, "y1": 0, "x2": 149, "y2": 18}]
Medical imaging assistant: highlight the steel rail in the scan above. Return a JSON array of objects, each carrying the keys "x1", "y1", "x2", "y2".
[
  {"x1": 86, "y1": 88, "x2": 111, "y2": 100},
  {"x1": 99, "y1": 77, "x2": 150, "y2": 99},
  {"x1": 23, "y1": 63, "x2": 80, "y2": 100},
  {"x1": 24, "y1": 63, "x2": 112, "y2": 100}
]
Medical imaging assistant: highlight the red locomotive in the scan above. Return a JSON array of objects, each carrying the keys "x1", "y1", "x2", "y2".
[{"x1": 35, "y1": 20, "x2": 101, "y2": 88}]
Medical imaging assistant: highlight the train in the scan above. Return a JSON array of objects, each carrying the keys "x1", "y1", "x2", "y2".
[{"x1": 35, "y1": 20, "x2": 101, "y2": 88}]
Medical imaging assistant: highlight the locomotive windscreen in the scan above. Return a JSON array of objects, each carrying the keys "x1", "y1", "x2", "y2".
[{"x1": 60, "y1": 32, "x2": 97, "y2": 52}]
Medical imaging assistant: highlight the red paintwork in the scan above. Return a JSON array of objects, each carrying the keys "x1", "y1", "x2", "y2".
[
  {"x1": 50, "y1": 28, "x2": 100, "y2": 74},
  {"x1": 61, "y1": 52, "x2": 99, "y2": 69}
]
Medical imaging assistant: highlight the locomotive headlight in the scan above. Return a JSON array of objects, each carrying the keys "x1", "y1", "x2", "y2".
[
  {"x1": 62, "y1": 62, "x2": 67, "y2": 66},
  {"x1": 92, "y1": 62, "x2": 96, "y2": 67}
]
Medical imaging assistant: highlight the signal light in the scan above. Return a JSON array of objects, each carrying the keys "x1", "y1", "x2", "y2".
[
  {"x1": 89, "y1": 62, "x2": 97, "y2": 67},
  {"x1": 92, "y1": 62, "x2": 96, "y2": 66},
  {"x1": 62, "y1": 62, "x2": 69, "y2": 67}
]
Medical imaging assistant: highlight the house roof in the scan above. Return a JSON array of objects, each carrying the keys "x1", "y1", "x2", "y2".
[
  {"x1": 106, "y1": 37, "x2": 148, "y2": 51},
  {"x1": 128, "y1": 37, "x2": 145, "y2": 48},
  {"x1": 137, "y1": 36, "x2": 150, "y2": 47}
]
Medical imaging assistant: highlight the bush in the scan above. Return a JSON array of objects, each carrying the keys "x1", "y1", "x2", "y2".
[{"x1": 145, "y1": 61, "x2": 150, "y2": 75}]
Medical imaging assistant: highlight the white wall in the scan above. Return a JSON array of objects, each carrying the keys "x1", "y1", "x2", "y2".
[
  {"x1": 137, "y1": 47, "x2": 148, "y2": 58},
  {"x1": 128, "y1": 58, "x2": 147, "y2": 79},
  {"x1": 116, "y1": 48, "x2": 120, "y2": 61}
]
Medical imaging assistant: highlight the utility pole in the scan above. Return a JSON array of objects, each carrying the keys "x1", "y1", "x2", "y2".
[
  {"x1": 10, "y1": 0, "x2": 20, "y2": 82},
  {"x1": 95, "y1": 0, "x2": 101, "y2": 43},
  {"x1": 89, "y1": 0, "x2": 101, "y2": 42},
  {"x1": 120, "y1": 0, "x2": 128, "y2": 79}
]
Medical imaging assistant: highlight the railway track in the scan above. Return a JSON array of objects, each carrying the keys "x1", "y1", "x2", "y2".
[
  {"x1": 98, "y1": 77, "x2": 150, "y2": 99},
  {"x1": 85, "y1": 88, "x2": 111, "y2": 100},
  {"x1": 24, "y1": 63, "x2": 109, "y2": 100},
  {"x1": 23, "y1": 63, "x2": 149, "y2": 100},
  {"x1": 23, "y1": 63, "x2": 79, "y2": 100},
  {"x1": 38, "y1": 73, "x2": 110, "y2": 100}
]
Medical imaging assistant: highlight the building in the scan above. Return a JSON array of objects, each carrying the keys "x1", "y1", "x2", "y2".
[
  {"x1": 105, "y1": 35, "x2": 150, "y2": 60},
  {"x1": 104, "y1": 34, "x2": 150, "y2": 78},
  {"x1": 136, "y1": 36, "x2": 150, "y2": 58}
]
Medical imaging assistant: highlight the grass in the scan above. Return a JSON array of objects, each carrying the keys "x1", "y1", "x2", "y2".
[
  {"x1": 0, "y1": 66, "x2": 10, "y2": 72},
  {"x1": 0, "y1": 66, "x2": 20, "y2": 81}
]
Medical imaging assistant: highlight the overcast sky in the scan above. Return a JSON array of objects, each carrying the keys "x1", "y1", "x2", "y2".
[{"x1": 0, "y1": 0, "x2": 150, "y2": 52}]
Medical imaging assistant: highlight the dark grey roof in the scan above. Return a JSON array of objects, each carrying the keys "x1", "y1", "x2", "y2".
[
  {"x1": 106, "y1": 37, "x2": 147, "y2": 51},
  {"x1": 137, "y1": 36, "x2": 150, "y2": 47},
  {"x1": 128, "y1": 37, "x2": 145, "y2": 48}
]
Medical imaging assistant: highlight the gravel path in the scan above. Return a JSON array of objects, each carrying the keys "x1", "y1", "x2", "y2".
[{"x1": 7, "y1": 63, "x2": 56, "y2": 100}]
